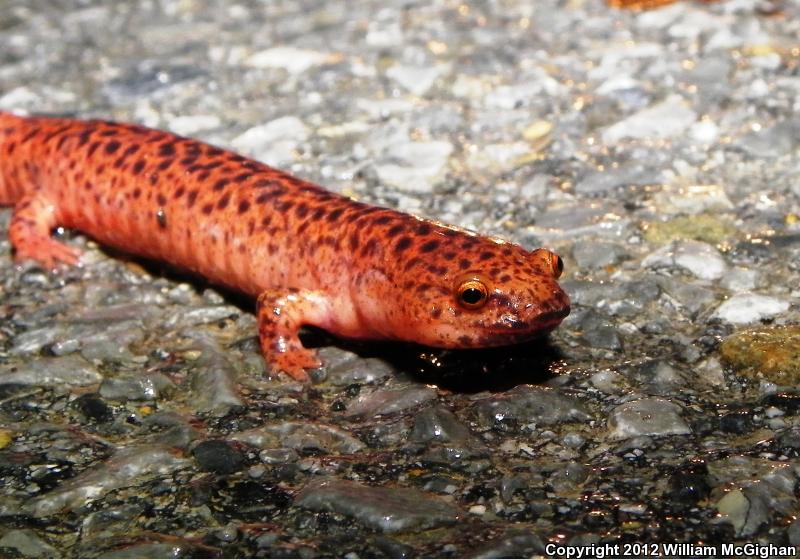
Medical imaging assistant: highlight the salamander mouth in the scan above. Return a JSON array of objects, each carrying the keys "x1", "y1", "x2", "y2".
[{"x1": 475, "y1": 305, "x2": 571, "y2": 346}]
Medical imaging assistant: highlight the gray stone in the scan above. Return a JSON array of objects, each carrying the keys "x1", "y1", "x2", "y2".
[
  {"x1": 345, "y1": 386, "x2": 438, "y2": 419},
  {"x1": 608, "y1": 398, "x2": 691, "y2": 439},
  {"x1": 0, "y1": 355, "x2": 102, "y2": 387},
  {"x1": 295, "y1": 479, "x2": 459, "y2": 533},
  {"x1": 0, "y1": 529, "x2": 61, "y2": 559},
  {"x1": 473, "y1": 385, "x2": 592, "y2": 428}
]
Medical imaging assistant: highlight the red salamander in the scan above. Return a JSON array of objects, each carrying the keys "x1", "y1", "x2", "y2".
[{"x1": 0, "y1": 112, "x2": 570, "y2": 381}]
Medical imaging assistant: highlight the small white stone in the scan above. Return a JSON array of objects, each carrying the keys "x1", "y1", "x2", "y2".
[
  {"x1": 365, "y1": 22, "x2": 404, "y2": 47},
  {"x1": 245, "y1": 47, "x2": 330, "y2": 74},
  {"x1": 469, "y1": 505, "x2": 487, "y2": 515},
  {"x1": 713, "y1": 293, "x2": 790, "y2": 324},
  {"x1": 673, "y1": 240, "x2": 728, "y2": 280},
  {"x1": 386, "y1": 64, "x2": 445, "y2": 96},
  {"x1": 231, "y1": 116, "x2": 310, "y2": 166},
  {"x1": 642, "y1": 240, "x2": 727, "y2": 281},
  {"x1": 720, "y1": 268, "x2": 759, "y2": 292},
  {"x1": 651, "y1": 184, "x2": 733, "y2": 214},
  {"x1": 602, "y1": 95, "x2": 697, "y2": 144},
  {"x1": 689, "y1": 120, "x2": 719, "y2": 144},
  {"x1": 168, "y1": 115, "x2": 221, "y2": 136},
  {"x1": 374, "y1": 140, "x2": 453, "y2": 192},
  {"x1": 596, "y1": 75, "x2": 641, "y2": 96},
  {"x1": 356, "y1": 98, "x2": 415, "y2": 119},
  {"x1": 0, "y1": 86, "x2": 39, "y2": 110},
  {"x1": 747, "y1": 79, "x2": 770, "y2": 98},
  {"x1": 467, "y1": 142, "x2": 531, "y2": 174}
]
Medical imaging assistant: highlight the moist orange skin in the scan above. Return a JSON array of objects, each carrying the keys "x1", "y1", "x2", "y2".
[{"x1": 0, "y1": 112, "x2": 570, "y2": 381}]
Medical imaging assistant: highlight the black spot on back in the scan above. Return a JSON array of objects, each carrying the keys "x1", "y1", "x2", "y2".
[
  {"x1": 420, "y1": 240, "x2": 440, "y2": 253},
  {"x1": 275, "y1": 200, "x2": 294, "y2": 212},
  {"x1": 77, "y1": 130, "x2": 92, "y2": 147},
  {"x1": 349, "y1": 232, "x2": 359, "y2": 250},
  {"x1": 387, "y1": 224, "x2": 404, "y2": 237},
  {"x1": 394, "y1": 236, "x2": 412, "y2": 253},
  {"x1": 415, "y1": 223, "x2": 432, "y2": 235},
  {"x1": 158, "y1": 142, "x2": 176, "y2": 157},
  {"x1": 217, "y1": 192, "x2": 231, "y2": 210},
  {"x1": 104, "y1": 140, "x2": 121, "y2": 154}
]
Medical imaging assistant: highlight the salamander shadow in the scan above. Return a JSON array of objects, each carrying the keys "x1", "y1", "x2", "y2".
[{"x1": 301, "y1": 328, "x2": 566, "y2": 394}]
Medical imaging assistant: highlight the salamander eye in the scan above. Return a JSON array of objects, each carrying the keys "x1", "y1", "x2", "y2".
[
  {"x1": 455, "y1": 277, "x2": 489, "y2": 310},
  {"x1": 551, "y1": 254, "x2": 564, "y2": 278},
  {"x1": 534, "y1": 249, "x2": 564, "y2": 278}
]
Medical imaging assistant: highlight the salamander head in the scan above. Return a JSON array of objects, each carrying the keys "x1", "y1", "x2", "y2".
[{"x1": 354, "y1": 220, "x2": 570, "y2": 349}]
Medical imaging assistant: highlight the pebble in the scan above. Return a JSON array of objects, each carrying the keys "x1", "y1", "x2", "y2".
[
  {"x1": 245, "y1": 46, "x2": 330, "y2": 74},
  {"x1": 602, "y1": 95, "x2": 697, "y2": 144},
  {"x1": 192, "y1": 440, "x2": 245, "y2": 474},
  {"x1": 96, "y1": 542, "x2": 195, "y2": 559},
  {"x1": 231, "y1": 116, "x2": 310, "y2": 166},
  {"x1": 642, "y1": 240, "x2": 727, "y2": 281},
  {"x1": 386, "y1": 64, "x2": 445, "y2": 96},
  {"x1": 712, "y1": 293, "x2": 790, "y2": 324},
  {"x1": 295, "y1": 478, "x2": 459, "y2": 533},
  {"x1": 373, "y1": 140, "x2": 453, "y2": 193},
  {"x1": 24, "y1": 446, "x2": 188, "y2": 517},
  {"x1": 345, "y1": 386, "x2": 438, "y2": 419},
  {"x1": 0, "y1": 529, "x2": 61, "y2": 559},
  {"x1": 472, "y1": 385, "x2": 592, "y2": 428},
  {"x1": 737, "y1": 120, "x2": 799, "y2": 158},
  {"x1": 185, "y1": 332, "x2": 243, "y2": 416},
  {"x1": 468, "y1": 532, "x2": 545, "y2": 559},
  {"x1": 99, "y1": 372, "x2": 175, "y2": 401},
  {"x1": 608, "y1": 398, "x2": 692, "y2": 439},
  {"x1": 572, "y1": 240, "x2": 627, "y2": 269},
  {"x1": 575, "y1": 165, "x2": 656, "y2": 195},
  {"x1": 0, "y1": 355, "x2": 102, "y2": 387},
  {"x1": 715, "y1": 489, "x2": 767, "y2": 537},
  {"x1": 577, "y1": 310, "x2": 622, "y2": 351},
  {"x1": 719, "y1": 325, "x2": 800, "y2": 384},
  {"x1": 233, "y1": 422, "x2": 364, "y2": 454},
  {"x1": 167, "y1": 114, "x2": 221, "y2": 136}
]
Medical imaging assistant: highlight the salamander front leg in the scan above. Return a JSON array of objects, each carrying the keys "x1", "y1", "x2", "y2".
[
  {"x1": 9, "y1": 193, "x2": 81, "y2": 269},
  {"x1": 256, "y1": 288, "x2": 333, "y2": 382}
]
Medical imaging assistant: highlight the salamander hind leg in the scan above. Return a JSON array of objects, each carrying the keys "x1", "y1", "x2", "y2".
[
  {"x1": 8, "y1": 193, "x2": 82, "y2": 269},
  {"x1": 256, "y1": 288, "x2": 333, "y2": 382}
]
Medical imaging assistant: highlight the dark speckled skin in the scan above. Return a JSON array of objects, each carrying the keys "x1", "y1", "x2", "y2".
[{"x1": 0, "y1": 112, "x2": 570, "y2": 381}]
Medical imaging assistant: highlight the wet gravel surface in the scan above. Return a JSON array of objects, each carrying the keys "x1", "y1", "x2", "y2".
[{"x1": 1, "y1": 0, "x2": 800, "y2": 557}]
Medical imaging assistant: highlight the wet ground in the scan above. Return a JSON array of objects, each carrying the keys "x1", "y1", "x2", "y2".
[{"x1": 1, "y1": 0, "x2": 799, "y2": 557}]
